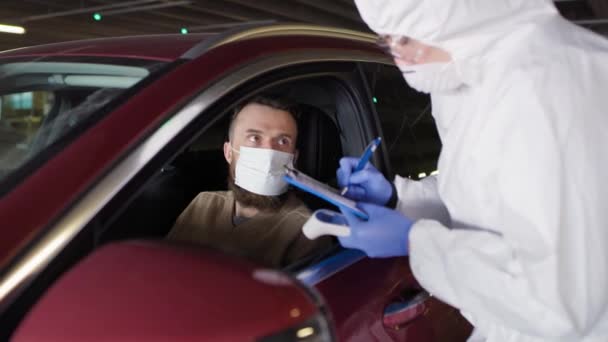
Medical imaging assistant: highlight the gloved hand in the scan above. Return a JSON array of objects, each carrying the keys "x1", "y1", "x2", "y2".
[
  {"x1": 338, "y1": 202, "x2": 413, "y2": 257},
  {"x1": 337, "y1": 157, "x2": 393, "y2": 205}
]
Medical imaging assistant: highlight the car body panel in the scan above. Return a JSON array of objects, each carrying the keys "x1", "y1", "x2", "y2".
[
  {"x1": 0, "y1": 34, "x2": 215, "y2": 62},
  {"x1": 314, "y1": 256, "x2": 430, "y2": 340},
  {"x1": 11, "y1": 240, "x2": 319, "y2": 341},
  {"x1": 298, "y1": 249, "x2": 471, "y2": 341}
]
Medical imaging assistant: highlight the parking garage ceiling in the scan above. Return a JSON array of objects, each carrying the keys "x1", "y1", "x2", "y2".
[{"x1": 0, "y1": 0, "x2": 606, "y2": 52}]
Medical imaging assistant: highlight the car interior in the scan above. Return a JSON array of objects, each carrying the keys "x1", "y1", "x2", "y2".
[{"x1": 93, "y1": 74, "x2": 361, "y2": 272}]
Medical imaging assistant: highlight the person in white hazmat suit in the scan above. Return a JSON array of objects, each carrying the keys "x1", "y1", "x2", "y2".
[{"x1": 334, "y1": 0, "x2": 608, "y2": 341}]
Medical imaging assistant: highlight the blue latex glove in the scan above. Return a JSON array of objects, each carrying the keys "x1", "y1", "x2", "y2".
[
  {"x1": 338, "y1": 202, "x2": 413, "y2": 258},
  {"x1": 337, "y1": 157, "x2": 393, "y2": 206}
]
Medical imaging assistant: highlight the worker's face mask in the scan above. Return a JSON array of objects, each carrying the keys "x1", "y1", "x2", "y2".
[
  {"x1": 399, "y1": 62, "x2": 464, "y2": 94},
  {"x1": 232, "y1": 146, "x2": 294, "y2": 196}
]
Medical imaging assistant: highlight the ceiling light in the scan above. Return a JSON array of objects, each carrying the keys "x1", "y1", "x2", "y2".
[
  {"x1": 101, "y1": 1, "x2": 192, "y2": 16},
  {"x1": 0, "y1": 24, "x2": 25, "y2": 34}
]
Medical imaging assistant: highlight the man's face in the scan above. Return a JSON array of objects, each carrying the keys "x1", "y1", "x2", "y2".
[
  {"x1": 224, "y1": 103, "x2": 298, "y2": 166},
  {"x1": 223, "y1": 103, "x2": 298, "y2": 210}
]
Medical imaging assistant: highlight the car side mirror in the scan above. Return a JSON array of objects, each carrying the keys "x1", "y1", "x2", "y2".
[{"x1": 11, "y1": 240, "x2": 335, "y2": 341}]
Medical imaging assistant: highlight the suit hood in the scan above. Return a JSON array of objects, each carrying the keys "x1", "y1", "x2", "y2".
[{"x1": 354, "y1": 0, "x2": 560, "y2": 61}]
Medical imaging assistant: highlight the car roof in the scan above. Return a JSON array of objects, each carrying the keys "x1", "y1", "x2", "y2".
[
  {"x1": 0, "y1": 24, "x2": 376, "y2": 62},
  {"x1": 0, "y1": 33, "x2": 216, "y2": 62}
]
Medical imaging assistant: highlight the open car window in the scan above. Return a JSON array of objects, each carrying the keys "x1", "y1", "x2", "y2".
[
  {"x1": 0, "y1": 57, "x2": 166, "y2": 189},
  {"x1": 361, "y1": 63, "x2": 440, "y2": 180},
  {"x1": 96, "y1": 72, "x2": 354, "y2": 271}
]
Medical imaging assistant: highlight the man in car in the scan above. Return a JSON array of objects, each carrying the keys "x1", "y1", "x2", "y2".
[{"x1": 167, "y1": 96, "x2": 333, "y2": 268}]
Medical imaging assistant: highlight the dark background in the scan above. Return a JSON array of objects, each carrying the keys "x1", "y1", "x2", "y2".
[{"x1": 0, "y1": 0, "x2": 606, "y2": 51}]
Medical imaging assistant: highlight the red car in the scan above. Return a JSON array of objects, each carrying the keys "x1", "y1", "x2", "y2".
[{"x1": 0, "y1": 24, "x2": 471, "y2": 341}]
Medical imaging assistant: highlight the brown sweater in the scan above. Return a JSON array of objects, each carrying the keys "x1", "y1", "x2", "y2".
[{"x1": 167, "y1": 191, "x2": 333, "y2": 268}]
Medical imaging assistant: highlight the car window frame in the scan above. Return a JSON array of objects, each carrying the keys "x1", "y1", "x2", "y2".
[{"x1": 96, "y1": 61, "x2": 370, "y2": 254}]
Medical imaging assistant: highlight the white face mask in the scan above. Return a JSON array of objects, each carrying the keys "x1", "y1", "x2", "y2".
[
  {"x1": 399, "y1": 62, "x2": 464, "y2": 94},
  {"x1": 233, "y1": 146, "x2": 294, "y2": 196}
]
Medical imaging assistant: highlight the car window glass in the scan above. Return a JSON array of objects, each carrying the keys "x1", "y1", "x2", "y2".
[
  {"x1": 362, "y1": 63, "x2": 441, "y2": 179},
  {"x1": 0, "y1": 57, "x2": 166, "y2": 187},
  {"x1": 0, "y1": 91, "x2": 53, "y2": 168}
]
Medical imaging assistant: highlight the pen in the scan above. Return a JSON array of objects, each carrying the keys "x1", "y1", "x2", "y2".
[{"x1": 341, "y1": 137, "x2": 382, "y2": 195}]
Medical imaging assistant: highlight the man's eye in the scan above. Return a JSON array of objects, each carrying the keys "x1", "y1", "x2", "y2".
[
  {"x1": 278, "y1": 137, "x2": 291, "y2": 146},
  {"x1": 248, "y1": 135, "x2": 260, "y2": 143}
]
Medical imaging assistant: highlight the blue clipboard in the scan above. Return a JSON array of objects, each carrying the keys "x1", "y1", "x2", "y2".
[{"x1": 284, "y1": 166, "x2": 369, "y2": 220}]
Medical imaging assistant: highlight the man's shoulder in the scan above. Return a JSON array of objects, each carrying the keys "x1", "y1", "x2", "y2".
[
  {"x1": 192, "y1": 190, "x2": 233, "y2": 204},
  {"x1": 181, "y1": 191, "x2": 234, "y2": 215},
  {"x1": 168, "y1": 191, "x2": 233, "y2": 241}
]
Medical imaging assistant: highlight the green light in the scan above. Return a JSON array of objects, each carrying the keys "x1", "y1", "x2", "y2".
[
  {"x1": 93, "y1": 13, "x2": 102, "y2": 21},
  {"x1": 372, "y1": 96, "x2": 378, "y2": 103},
  {"x1": 180, "y1": 27, "x2": 188, "y2": 34}
]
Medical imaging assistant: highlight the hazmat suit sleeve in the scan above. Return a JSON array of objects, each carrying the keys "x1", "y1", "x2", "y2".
[
  {"x1": 408, "y1": 77, "x2": 608, "y2": 339},
  {"x1": 394, "y1": 175, "x2": 451, "y2": 226}
]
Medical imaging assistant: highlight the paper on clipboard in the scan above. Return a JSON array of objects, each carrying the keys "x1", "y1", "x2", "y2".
[{"x1": 284, "y1": 166, "x2": 369, "y2": 220}]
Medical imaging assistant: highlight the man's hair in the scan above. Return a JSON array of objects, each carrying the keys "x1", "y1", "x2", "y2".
[{"x1": 227, "y1": 95, "x2": 299, "y2": 141}]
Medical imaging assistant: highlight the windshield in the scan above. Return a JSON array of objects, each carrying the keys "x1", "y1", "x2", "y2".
[{"x1": 0, "y1": 57, "x2": 166, "y2": 185}]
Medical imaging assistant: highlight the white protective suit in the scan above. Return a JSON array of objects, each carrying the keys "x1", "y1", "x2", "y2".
[{"x1": 354, "y1": 0, "x2": 608, "y2": 341}]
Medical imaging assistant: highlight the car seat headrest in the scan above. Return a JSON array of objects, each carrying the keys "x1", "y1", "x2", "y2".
[{"x1": 295, "y1": 104, "x2": 342, "y2": 185}]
